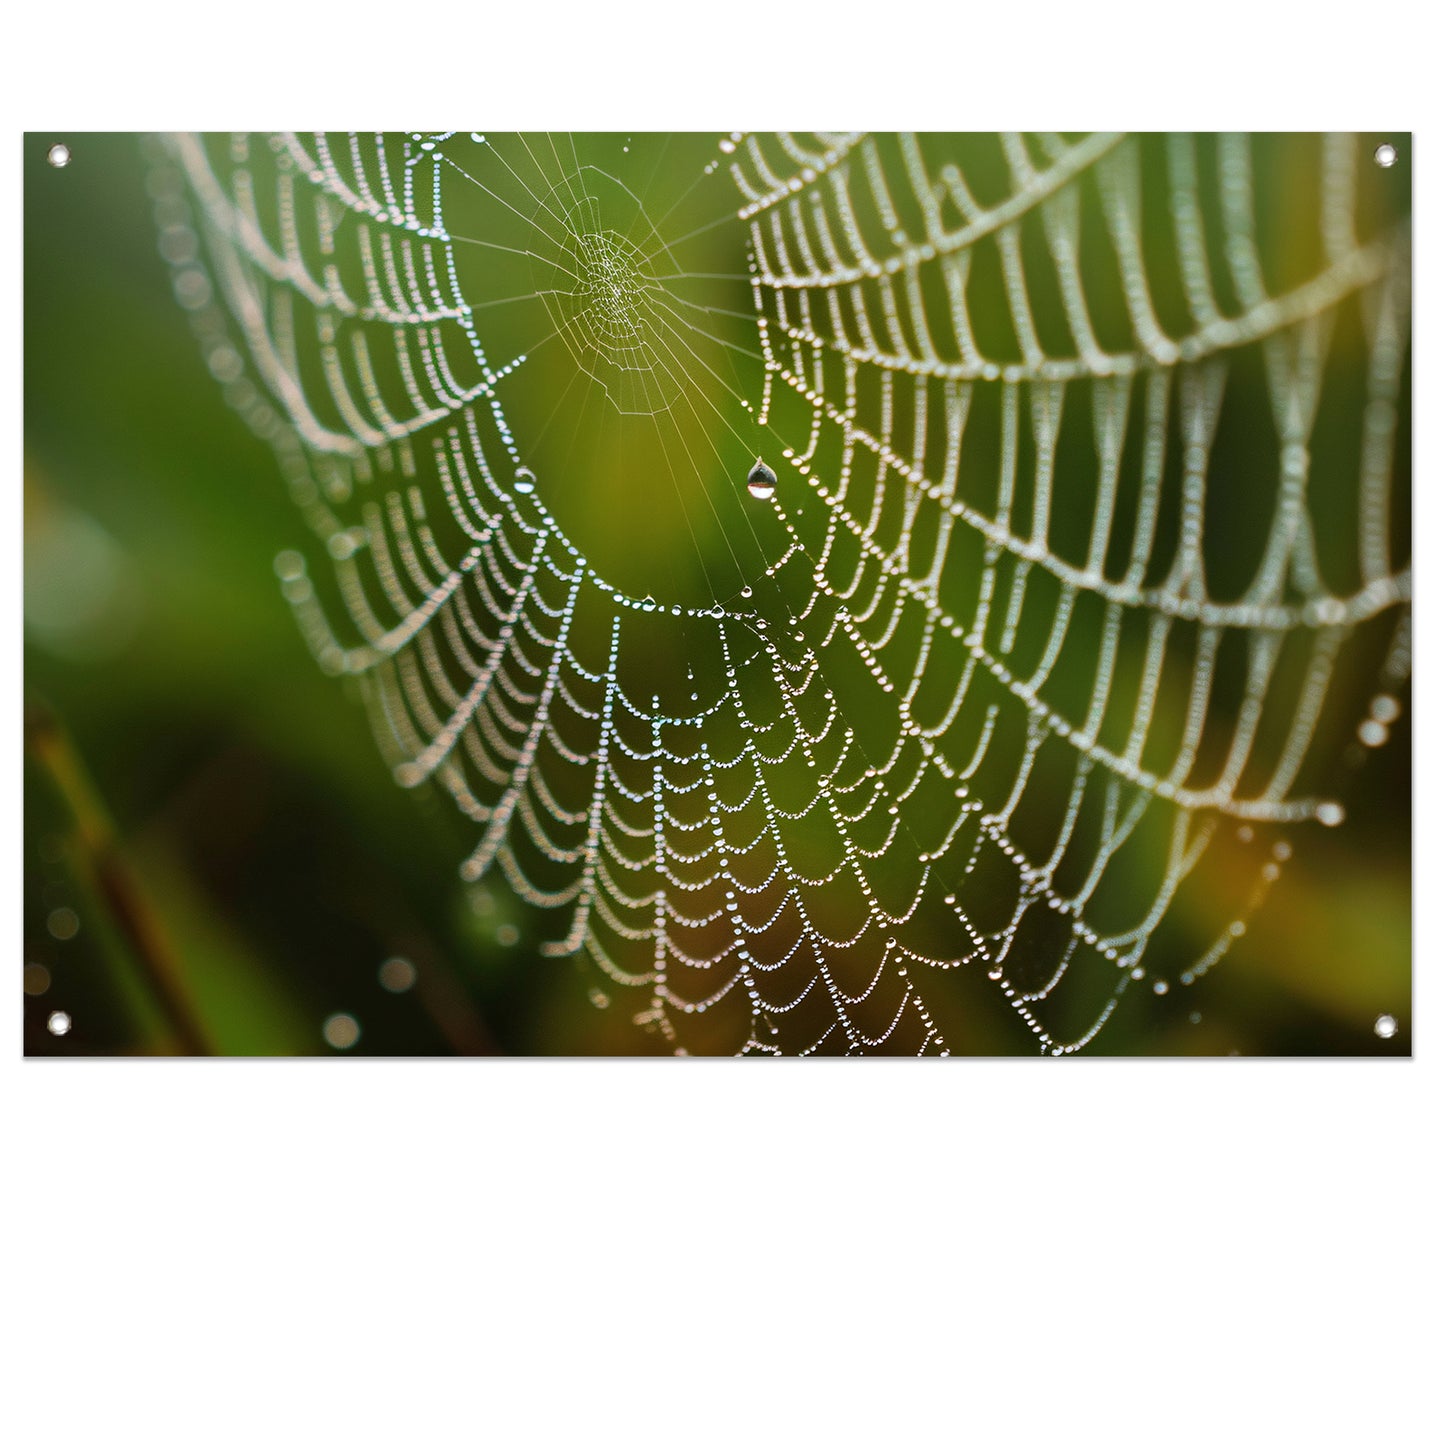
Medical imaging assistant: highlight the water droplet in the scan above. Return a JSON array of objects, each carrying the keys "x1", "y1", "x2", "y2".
[
  {"x1": 746, "y1": 457, "x2": 777, "y2": 500},
  {"x1": 274, "y1": 550, "x2": 306, "y2": 582},
  {"x1": 514, "y1": 466, "x2": 536, "y2": 494},
  {"x1": 47, "y1": 1010, "x2": 72, "y2": 1036},
  {"x1": 1374, "y1": 1013, "x2": 1398, "y2": 1039},
  {"x1": 1370, "y1": 694, "x2": 1401, "y2": 725},
  {"x1": 1374, "y1": 142, "x2": 1397, "y2": 169},
  {"x1": 1317, "y1": 801, "x2": 1346, "y2": 827},
  {"x1": 47, "y1": 143, "x2": 71, "y2": 169}
]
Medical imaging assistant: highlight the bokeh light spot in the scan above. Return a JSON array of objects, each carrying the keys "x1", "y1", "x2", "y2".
[
  {"x1": 323, "y1": 1013, "x2": 361, "y2": 1050},
  {"x1": 378, "y1": 957, "x2": 417, "y2": 993}
]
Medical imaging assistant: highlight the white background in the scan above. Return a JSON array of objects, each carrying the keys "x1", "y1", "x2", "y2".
[{"x1": 5, "y1": 5, "x2": 1438, "y2": 1440}]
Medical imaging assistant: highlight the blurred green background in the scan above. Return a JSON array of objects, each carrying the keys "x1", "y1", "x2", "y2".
[{"x1": 22, "y1": 133, "x2": 1410, "y2": 1056}]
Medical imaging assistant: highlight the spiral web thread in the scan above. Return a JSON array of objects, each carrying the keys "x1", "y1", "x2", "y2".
[{"x1": 153, "y1": 131, "x2": 1411, "y2": 1055}]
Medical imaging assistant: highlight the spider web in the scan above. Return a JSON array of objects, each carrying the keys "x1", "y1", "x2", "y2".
[{"x1": 150, "y1": 131, "x2": 1411, "y2": 1055}]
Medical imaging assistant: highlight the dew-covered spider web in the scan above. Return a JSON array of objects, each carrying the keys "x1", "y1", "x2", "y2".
[{"x1": 150, "y1": 132, "x2": 1411, "y2": 1055}]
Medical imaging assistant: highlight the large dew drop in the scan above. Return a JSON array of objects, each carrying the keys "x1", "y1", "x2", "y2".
[
  {"x1": 746, "y1": 457, "x2": 777, "y2": 500},
  {"x1": 514, "y1": 466, "x2": 536, "y2": 494}
]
